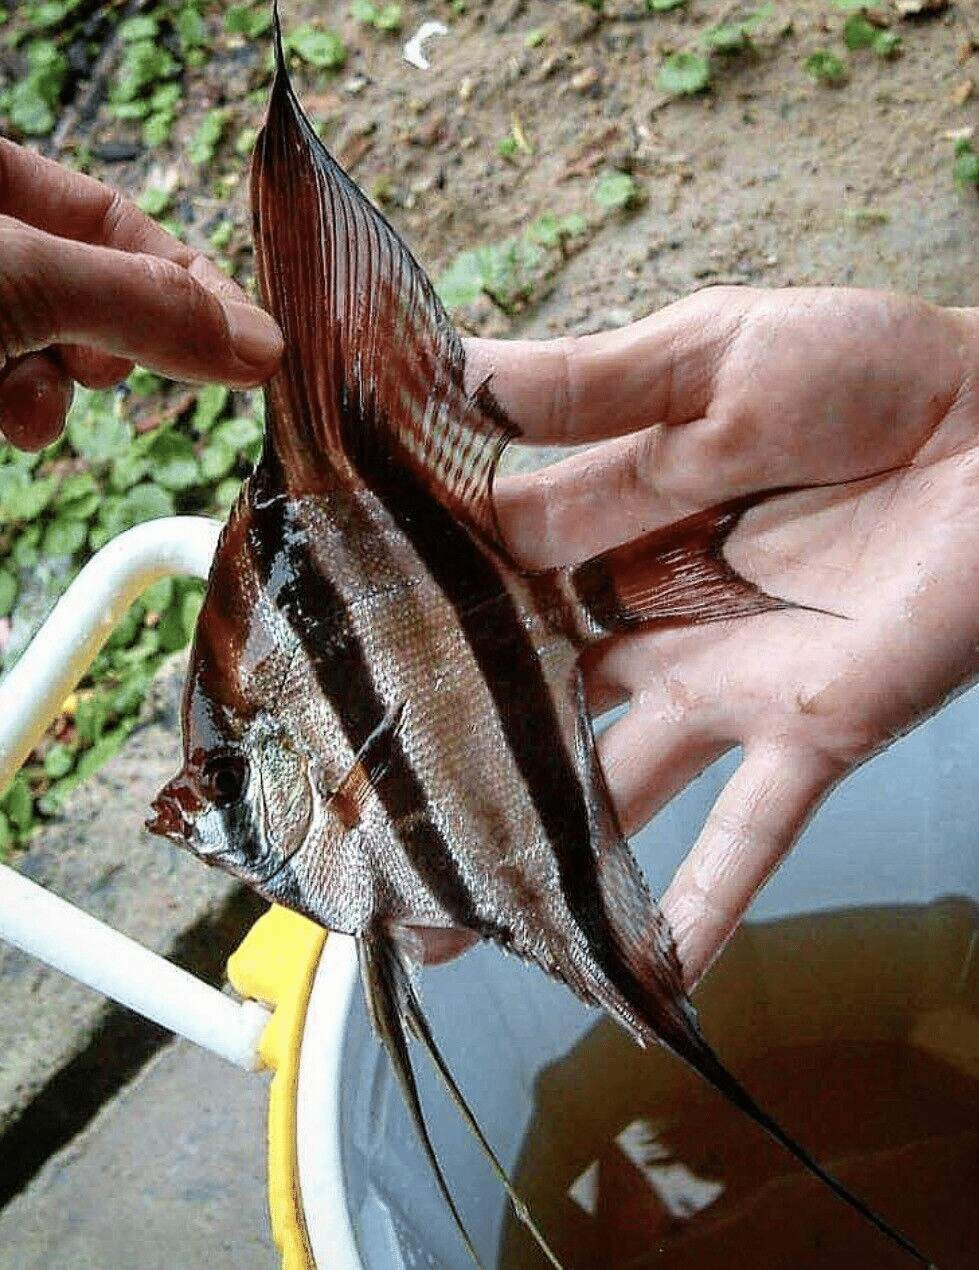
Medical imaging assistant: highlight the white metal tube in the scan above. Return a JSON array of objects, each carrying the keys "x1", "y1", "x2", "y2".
[
  {"x1": 0, "y1": 515, "x2": 272, "y2": 1070},
  {"x1": 0, "y1": 862, "x2": 270, "y2": 1069},
  {"x1": 0, "y1": 515, "x2": 221, "y2": 792}
]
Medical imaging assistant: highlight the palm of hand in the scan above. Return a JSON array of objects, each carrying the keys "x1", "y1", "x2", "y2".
[{"x1": 482, "y1": 287, "x2": 979, "y2": 984}]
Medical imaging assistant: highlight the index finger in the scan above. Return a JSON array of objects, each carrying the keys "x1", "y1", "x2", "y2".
[{"x1": 0, "y1": 138, "x2": 239, "y2": 303}]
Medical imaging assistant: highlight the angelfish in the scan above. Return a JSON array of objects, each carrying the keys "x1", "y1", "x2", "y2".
[{"x1": 150, "y1": 13, "x2": 932, "y2": 1269}]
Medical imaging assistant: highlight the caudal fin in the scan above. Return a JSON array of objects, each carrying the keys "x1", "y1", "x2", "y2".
[{"x1": 569, "y1": 485, "x2": 827, "y2": 641}]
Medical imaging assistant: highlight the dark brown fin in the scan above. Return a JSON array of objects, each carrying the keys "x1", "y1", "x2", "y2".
[
  {"x1": 569, "y1": 485, "x2": 827, "y2": 641},
  {"x1": 592, "y1": 847, "x2": 935, "y2": 1267},
  {"x1": 358, "y1": 935, "x2": 564, "y2": 1270},
  {"x1": 328, "y1": 701, "x2": 405, "y2": 829},
  {"x1": 659, "y1": 1018, "x2": 935, "y2": 1266},
  {"x1": 250, "y1": 6, "x2": 516, "y2": 537},
  {"x1": 358, "y1": 935, "x2": 484, "y2": 1268}
]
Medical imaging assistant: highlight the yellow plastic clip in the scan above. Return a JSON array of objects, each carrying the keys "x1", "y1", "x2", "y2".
[{"x1": 227, "y1": 905, "x2": 327, "y2": 1270}]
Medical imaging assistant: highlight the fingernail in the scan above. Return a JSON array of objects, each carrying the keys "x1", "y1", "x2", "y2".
[{"x1": 223, "y1": 301, "x2": 283, "y2": 371}]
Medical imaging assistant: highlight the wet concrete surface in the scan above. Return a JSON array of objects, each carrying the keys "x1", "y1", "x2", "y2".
[
  {"x1": 0, "y1": 656, "x2": 279, "y2": 1268},
  {"x1": 0, "y1": 1036, "x2": 276, "y2": 1270}
]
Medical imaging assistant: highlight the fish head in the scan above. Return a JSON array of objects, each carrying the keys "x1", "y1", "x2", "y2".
[
  {"x1": 149, "y1": 542, "x2": 334, "y2": 911},
  {"x1": 149, "y1": 685, "x2": 320, "y2": 907},
  {"x1": 148, "y1": 560, "x2": 380, "y2": 933}
]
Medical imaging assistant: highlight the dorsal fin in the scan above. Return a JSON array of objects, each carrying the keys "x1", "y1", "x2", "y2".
[{"x1": 250, "y1": 7, "x2": 517, "y2": 539}]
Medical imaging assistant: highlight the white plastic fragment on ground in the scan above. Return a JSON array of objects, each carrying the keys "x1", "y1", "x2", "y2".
[{"x1": 403, "y1": 21, "x2": 449, "y2": 71}]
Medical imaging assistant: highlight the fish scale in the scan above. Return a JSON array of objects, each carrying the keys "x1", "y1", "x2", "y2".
[{"x1": 148, "y1": 7, "x2": 935, "y2": 1268}]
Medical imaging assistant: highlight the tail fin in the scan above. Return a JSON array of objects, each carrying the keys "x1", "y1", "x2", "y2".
[
  {"x1": 358, "y1": 935, "x2": 564, "y2": 1270},
  {"x1": 569, "y1": 485, "x2": 830, "y2": 641}
]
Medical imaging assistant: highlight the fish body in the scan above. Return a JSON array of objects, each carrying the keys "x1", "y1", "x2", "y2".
[{"x1": 150, "y1": 13, "x2": 932, "y2": 1268}]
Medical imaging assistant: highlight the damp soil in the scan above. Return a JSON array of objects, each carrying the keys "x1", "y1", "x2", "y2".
[{"x1": 15, "y1": 0, "x2": 979, "y2": 341}]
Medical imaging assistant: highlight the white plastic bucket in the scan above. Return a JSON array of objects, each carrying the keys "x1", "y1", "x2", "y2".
[{"x1": 295, "y1": 684, "x2": 979, "y2": 1269}]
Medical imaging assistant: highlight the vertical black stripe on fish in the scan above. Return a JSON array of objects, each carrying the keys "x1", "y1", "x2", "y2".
[
  {"x1": 243, "y1": 490, "x2": 500, "y2": 938},
  {"x1": 349, "y1": 446, "x2": 643, "y2": 998}
]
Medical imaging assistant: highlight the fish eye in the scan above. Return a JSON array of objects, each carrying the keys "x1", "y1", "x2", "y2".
[{"x1": 200, "y1": 753, "x2": 248, "y2": 808}]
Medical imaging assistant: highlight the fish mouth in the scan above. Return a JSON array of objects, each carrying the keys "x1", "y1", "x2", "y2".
[
  {"x1": 147, "y1": 768, "x2": 208, "y2": 844},
  {"x1": 146, "y1": 791, "x2": 191, "y2": 844}
]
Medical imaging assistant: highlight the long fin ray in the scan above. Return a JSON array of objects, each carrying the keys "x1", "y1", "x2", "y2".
[
  {"x1": 659, "y1": 1012, "x2": 936, "y2": 1268},
  {"x1": 397, "y1": 955, "x2": 565, "y2": 1269},
  {"x1": 589, "y1": 841, "x2": 934, "y2": 1267},
  {"x1": 360, "y1": 936, "x2": 565, "y2": 1270},
  {"x1": 250, "y1": 6, "x2": 516, "y2": 536},
  {"x1": 357, "y1": 936, "x2": 484, "y2": 1268}
]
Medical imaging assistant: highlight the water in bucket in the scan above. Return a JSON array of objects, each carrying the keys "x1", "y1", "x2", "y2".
[{"x1": 298, "y1": 684, "x2": 979, "y2": 1270}]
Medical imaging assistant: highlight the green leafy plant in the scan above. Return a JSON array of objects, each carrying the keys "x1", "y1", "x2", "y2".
[
  {"x1": 100, "y1": 5, "x2": 220, "y2": 146},
  {"x1": 438, "y1": 213, "x2": 588, "y2": 313},
  {"x1": 803, "y1": 49, "x2": 848, "y2": 86},
  {"x1": 437, "y1": 197, "x2": 633, "y2": 316},
  {"x1": 592, "y1": 171, "x2": 644, "y2": 213},
  {"x1": 656, "y1": 50, "x2": 711, "y2": 96},
  {"x1": 351, "y1": 1, "x2": 403, "y2": 32},
  {"x1": 652, "y1": 4, "x2": 777, "y2": 99},
  {"x1": 174, "y1": 4, "x2": 211, "y2": 62},
  {"x1": 136, "y1": 187, "x2": 173, "y2": 217},
  {"x1": 225, "y1": 3, "x2": 273, "y2": 38},
  {"x1": 189, "y1": 107, "x2": 229, "y2": 166},
  {"x1": 21, "y1": 0, "x2": 87, "y2": 32},
  {"x1": 705, "y1": 3, "x2": 776, "y2": 53},
  {"x1": 842, "y1": 13, "x2": 901, "y2": 57},
  {"x1": 3, "y1": 38, "x2": 68, "y2": 136},
  {"x1": 287, "y1": 24, "x2": 347, "y2": 70},
  {"x1": 952, "y1": 137, "x2": 979, "y2": 188},
  {"x1": 108, "y1": 17, "x2": 181, "y2": 136}
]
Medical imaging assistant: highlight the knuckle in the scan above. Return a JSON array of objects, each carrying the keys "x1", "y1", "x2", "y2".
[
  {"x1": 0, "y1": 217, "x2": 59, "y2": 361},
  {"x1": 550, "y1": 336, "x2": 576, "y2": 442},
  {"x1": 98, "y1": 188, "x2": 160, "y2": 255},
  {"x1": 138, "y1": 252, "x2": 225, "y2": 351},
  {"x1": 98, "y1": 189, "x2": 129, "y2": 243}
]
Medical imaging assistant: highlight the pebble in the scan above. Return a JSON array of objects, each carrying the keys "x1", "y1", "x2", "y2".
[{"x1": 571, "y1": 66, "x2": 602, "y2": 94}]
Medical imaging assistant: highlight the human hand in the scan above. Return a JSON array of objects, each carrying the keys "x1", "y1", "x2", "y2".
[
  {"x1": 468, "y1": 286, "x2": 979, "y2": 988},
  {"x1": 0, "y1": 138, "x2": 282, "y2": 451}
]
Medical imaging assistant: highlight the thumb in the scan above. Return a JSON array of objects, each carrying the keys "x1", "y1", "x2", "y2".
[{"x1": 0, "y1": 216, "x2": 282, "y2": 386}]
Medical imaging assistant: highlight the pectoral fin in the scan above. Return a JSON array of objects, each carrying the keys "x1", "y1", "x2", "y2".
[{"x1": 328, "y1": 701, "x2": 406, "y2": 829}]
